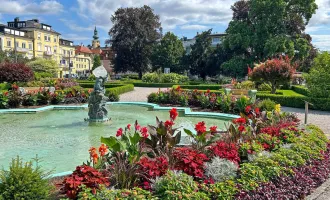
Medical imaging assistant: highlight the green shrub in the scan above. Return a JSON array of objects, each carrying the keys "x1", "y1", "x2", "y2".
[
  {"x1": 154, "y1": 170, "x2": 208, "y2": 200},
  {"x1": 237, "y1": 163, "x2": 266, "y2": 190},
  {"x1": 87, "y1": 74, "x2": 96, "y2": 81},
  {"x1": 34, "y1": 72, "x2": 54, "y2": 80},
  {"x1": 257, "y1": 99, "x2": 276, "y2": 111},
  {"x1": 22, "y1": 94, "x2": 37, "y2": 106},
  {"x1": 251, "y1": 157, "x2": 289, "y2": 180},
  {"x1": 257, "y1": 83, "x2": 272, "y2": 91},
  {"x1": 121, "y1": 73, "x2": 140, "y2": 80},
  {"x1": 256, "y1": 91, "x2": 306, "y2": 108},
  {"x1": 105, "y1": 84, "x2": 134, "y2": 96},
  {"x1": 234, "y1": 81, "x2": 255, "y2": 90},
  {"x1": 148, "y1": 92, "x2": 158, "y2": 103},
  {"x1": 79, "y1": 83, "x2": 122, "y2": 89},
  {"x1": 142, "y1": 72, "x2": 161, "y2": 83},
  {"x1": 273, "y1": 148, "x2": 305, "y2": 167},
  {"x1": 133, "y1": 82, "x2": 176, "y2": 88},
  {"x1": 0, "y1": 156, "x2": 52, "y2": 200},
  {"x1": 0, "y1": 83, "x2": 10, "y2": 90},
  {"x1": 291, "y1": 85, "x2": 310, "y2": 96},
  {"x1": 173, "y1": 85, "x2": 222, "y2": 90},
  {"x1": 108, "y1": 92, "x2": 120, "y2": 102}
]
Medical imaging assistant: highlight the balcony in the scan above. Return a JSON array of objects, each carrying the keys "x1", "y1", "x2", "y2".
[
  {"x1": 44, "y1": 51, "x2": 53, "y2": 56},
  {"x1": 16, "y1": 47, "x2": 29, "y2": 53}
]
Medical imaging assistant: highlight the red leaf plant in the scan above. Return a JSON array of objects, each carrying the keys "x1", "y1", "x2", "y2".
[
  {"x1": 60, "y1": 165, "x2": 109, "y2": 199},
  {"x1": 172, "y1": 147, "x2": 209, "y2": 178},
  {"x1": 208, "y1": 141, "x2": 241, "y2": 165}
]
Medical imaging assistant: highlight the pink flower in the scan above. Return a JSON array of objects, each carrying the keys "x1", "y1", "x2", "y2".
[
  {"x1": 116, "y1": 128, "x2": 123, "y2": 137},
  {"x1": 127, "y1": 124, "x2": 131, "y2": 130},
  {"x1": 140, "y1": 127, "x2": 149, "y2": 138}
]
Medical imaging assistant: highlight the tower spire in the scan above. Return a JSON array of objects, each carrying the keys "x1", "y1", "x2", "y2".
[{"x1": 93, "y1": 26, "x2": 99, "y2": 40}]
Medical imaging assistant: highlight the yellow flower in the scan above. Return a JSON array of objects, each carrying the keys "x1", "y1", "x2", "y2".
[{"x1": 275, "y1": 104, "x2": 281, "y2": 113}]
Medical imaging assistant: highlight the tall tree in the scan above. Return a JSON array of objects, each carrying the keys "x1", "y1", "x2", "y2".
[
  {"x1": 188, "y1": 29, "x2": 213, "y2": 80},
  {"x1": 151, "y1": 32, "x2": 185, "y2": 73},
  {"x1": 222, "y1": 0, "x2": 318, "y2": 77},
  {"x1": 92, "y1": 55, "x2": 101, "y2": 70},
  {"x1": 27, "y1": 58, "x2": 58, "y2": 75},
  {"x1": 109, "y1": 6, "x2": 162, "y2": 78}
]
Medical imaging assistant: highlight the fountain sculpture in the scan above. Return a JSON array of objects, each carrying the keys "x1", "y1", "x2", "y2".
[{"x1": 87, "y1": 66, "x2": 109, "y2": 122}]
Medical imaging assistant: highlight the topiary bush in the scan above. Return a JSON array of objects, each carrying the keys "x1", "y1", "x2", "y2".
[
  {"x1": 142, "y1": 73, "x2": 189, "y2": 83},
  {"x1": 257, "y1": 99, "x2": 276, "y2": 111},
  {"x1": 0, "y1": 62, "x2": 34, "y2": 83},
  {"x1": 0, "y1": 156, "x2": 52, "y2": 200},
  {"x1": 108, "y1": 91, "x2": 120, "y2": 102}
]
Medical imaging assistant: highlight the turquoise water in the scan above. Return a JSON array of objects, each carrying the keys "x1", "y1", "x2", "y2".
[{"x1": 0, "y1": 105, "x2": 230, "y2": 173}]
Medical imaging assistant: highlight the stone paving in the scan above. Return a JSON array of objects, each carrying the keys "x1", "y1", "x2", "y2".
[{"x1": 120, "y1": 88, "x2": 330, "y2": 199}]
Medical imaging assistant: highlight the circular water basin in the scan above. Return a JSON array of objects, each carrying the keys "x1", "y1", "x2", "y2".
[{"x1": 0, "y1": 104, "x2": 232, "y2": 173}]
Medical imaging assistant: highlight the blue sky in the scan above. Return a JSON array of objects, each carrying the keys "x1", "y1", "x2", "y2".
[{"x1": 0, "y1": 0, "x2": 329, "y2": 50}]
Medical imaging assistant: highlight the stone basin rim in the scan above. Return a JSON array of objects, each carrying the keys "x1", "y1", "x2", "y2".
[{"x1": 0, "y1": 102, "x2": 239, "y2": 178}]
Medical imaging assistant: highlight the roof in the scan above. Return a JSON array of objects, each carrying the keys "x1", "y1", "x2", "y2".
[
  {"x1": 91, "y1": 48, "x2": 102, "y2": 55},
  {"x1": 75, "y1": 46, "x2": 93, "y2": 54}
]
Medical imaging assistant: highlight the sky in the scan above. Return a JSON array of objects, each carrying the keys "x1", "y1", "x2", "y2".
[{"x1": 0, "y1": 0, "x2": 329, "y2": 50}]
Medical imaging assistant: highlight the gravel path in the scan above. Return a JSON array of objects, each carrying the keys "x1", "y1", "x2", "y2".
[
  {"x1": 119, "y1": 87, "x2": 166, "y2": 102},
  {"x1": 120, "y1": 88, "x2": 330, "y2": 199}
]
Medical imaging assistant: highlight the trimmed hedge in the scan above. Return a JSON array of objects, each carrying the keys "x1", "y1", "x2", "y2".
[
  {"x1": 257, "y1": 90, "x2": 330, "y2": 111},
  {"x1": 133, "y1": 82, "x2": 178, "y2": 88},
  {"x1": 291, "y1": 85, "x2": 310, "y2": 96},
  {"x1": 173, "y1": 85, "x2": 222, "y2": 90},
  {"x1": 105, "y1": 84, "x2": 134, "y2": 95},
  {"x1": 79, "y1": 82, "x2": 123, "y2": 89}
]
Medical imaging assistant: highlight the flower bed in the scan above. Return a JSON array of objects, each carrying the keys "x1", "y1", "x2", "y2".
[
  {"x1": 148, "y1": 86, "x2": 257, "y2": 114},
  {"x1": 53, "y1": 104, "x2": 329, "y2": 199}
]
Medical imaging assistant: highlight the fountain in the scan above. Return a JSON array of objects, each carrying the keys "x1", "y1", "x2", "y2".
[{"x1": 86, "y1": 66, "x2": 110, "y2": 122}]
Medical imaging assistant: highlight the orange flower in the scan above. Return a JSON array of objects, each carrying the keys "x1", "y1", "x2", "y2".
[
  {"x1": 89, "y1": 147, "x2": 99, "y2": 164},
  {"x1": 98, "y1": 144, "x2": 108, "y2": 156}
]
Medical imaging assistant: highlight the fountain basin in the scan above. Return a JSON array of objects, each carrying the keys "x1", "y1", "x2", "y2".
[{"x1": 0, "y1": 102, "x2": 238, "y2": 175}]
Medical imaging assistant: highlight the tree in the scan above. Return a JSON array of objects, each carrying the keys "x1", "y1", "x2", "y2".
[
  {"x1": 92, "y1": 55, "x2": 101, "y2": 70},
  {"x1": 0, "y1": 50, "x2": 30, "y2": 64},
  {"x1": 188, "y1": 29, "x2": 212, "y2": 80},
  {"x1": 151, "y1": 32, "x2": 185, "y2": 73},
  {"x1": 109, "y1": 5, "x2": 162, "y2": 79},
  {"x1": 305, "y1": 52, "x2": 330, "y2": 98},
  {"x1": 223, "y1": 0, "x2": 318, "y2": 77},
  {"x1": 27, "y1": 58, "x2": 58, "y2": 75},
  {"x1": 0, "y1": 62, "x2": 34, "y2": 83},
  {"x1": 249, "y1": 57, "x2": 295, "y2": 94}
]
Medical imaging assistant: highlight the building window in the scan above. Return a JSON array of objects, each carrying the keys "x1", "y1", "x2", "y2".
[
  {"x1": 54, "y1": 37, "x2": 57, "y2": 42},
  {"x1": 15, "y1": 42, "x2": 19, "y2": 48},
  {"x1": 63, "y1": 50, "x2": 66, "y2": 55},
  {"x1": 45, "y1": 46, "x2": 51, "y2": 52},
  {"x1": 22, "y1": 43, "x2": 26, "y2": 49},
  {"x1": 212, "y1": 37, "x2": 220, "y2": 43},
  {"x1": 28, "y1": 43, "x2": 32, "y2": 50},
  {"x1": 7, "y1": 40, "x2": 11, "y2": 47},
  {"x1": 54, "y1": 46, "x2": 57, "y2": 53},
  {"x1": 38, "y1": 44, "x2": 42, "y2": 51},
  {"x1": 37, "y1": 32, "x2": 41, "y2": 40}
]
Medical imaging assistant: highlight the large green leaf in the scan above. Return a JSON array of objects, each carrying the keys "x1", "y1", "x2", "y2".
[
  {"x1": 101, "y1": 136, "x2": 117, "y2": 148},
  {"x1": 184, "y1": 128, "x2": 195, "y2": 138},
  {"x1": 130, "y1": 132, "x2": 141, "y2": 145}
]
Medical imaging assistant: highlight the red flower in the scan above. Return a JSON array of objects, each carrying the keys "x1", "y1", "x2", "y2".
[
  {"x1": 140, "y1": 127, "x2": 149, "y2": 138},
  {"x1": 210, "y1": 126, "x2": 217, "y2": 133},
  {"x1": 3, "y1": 91, "x2": 8, "y2": 96},
  {"x1": 195, "y1": 121, "x2": 206, "y2": 135},
  {"x1": 255, "y1": 107, "x2": 260, "y2": 115},
  {"x1": 135, "y1": 123, "x2": 141, "y2": 131},
  {"x1": 169, "y1": 108, "x2": 178, "y2": 121},
  {"x1": 207, "y1": 89, "x2": 210, "y2": 93},
  {"x1": 262, "y1": 143, "x2": 270, "y2": 150},
  {"x1": 238, "y1": 125, "x2": 246, "y2": 132},
  {"x1": 11, "y1": 84, "x2": 18, "y2": 90},
  {"x1": 88, "y1": 147, "x2": 99, "y2": 164},
  {"x1": 116, "y1": 128, "x2": 123, "y2": 137},
  {"x1": 176, "y1": 86, "x2": 181, "y2": 91},
  {"x1": 127, "y1": 124, "x2": 131, "y2": 130},
  {"x1": 209, "y1": 141, "x2": 240, "y2": 165},
  {"x1": 245, "y1": 105, "x2": 252, "y2": 114},
  {"x1": 165, "y1": 120, "x2": 174, "y2": 128},
  {"x1": 233, "y1": 117, "x2": 246, "y2": 125}
]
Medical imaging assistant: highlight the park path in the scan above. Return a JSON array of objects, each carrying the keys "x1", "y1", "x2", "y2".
[{"x1": 120, "y1": 88, "x2": 330, "y2": 200}]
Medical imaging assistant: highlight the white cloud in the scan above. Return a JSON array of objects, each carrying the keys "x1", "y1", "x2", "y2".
[
  {"x1": 0, "y1": 0, "x2": 63, "y2": 15},
  {"x1": 181, "y1": 24, "x2": 209, "y2": 30},
  {"x1": 308, "y1": 0, "x2": 330, "y2": 26},
  {"x1": 59, "y1": 19, "x2": 94, "y2": 32},
  {"x1": 75, "y1": 0, "x2": 236, "y2": 32},
  {"x1": 311, "y1": 35, "x2": 330, "y2": 51}
]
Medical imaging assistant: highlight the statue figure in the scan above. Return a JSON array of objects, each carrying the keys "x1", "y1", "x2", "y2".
[{"x1": 87, "y1": 66, "x2": 109, "y2": 122}]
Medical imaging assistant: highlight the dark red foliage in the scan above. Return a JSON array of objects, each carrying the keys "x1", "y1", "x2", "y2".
[
  {"x1": 173, "y1": 147, "x2": 209, "y2": 178},
  {"x1": 60, "y1": 165, "x2": 109, "y2": 199},
  {"x1": 137, "y1": 156, "x2": 169, "y2": 190},
  {"x1": 0, "y1": 62, "x2": 34, "y2": 83},
  {"x1": 209, "y1": 141, "x2": 240, "y2": 165},
  {"x1": 236, "y1": 144, "x2": 330, "y2": 200},
  {"x1": 260, "y1": 121, "x2": 297, "y2": 137}
]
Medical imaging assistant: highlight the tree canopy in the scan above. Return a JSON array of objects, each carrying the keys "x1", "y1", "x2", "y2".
[
  {"x1": 0, "y1": 50, "x2": 30, "y2": 64},
  {"x1": 27, "y1": 58, "x2": 58, "y2": 75},
  {"x1": 151, "y1": 32, "x2": 185, "y2": 73},
  {"x1": 109, "y1": 5, "x2": 162, "y2": 78},
  {"x1": 222, "y1": 0, "x2": 318, "y2": 76},
  {"x1": 92, "y1": 55, "x2": 101, "y2": 70},
  {"x1": 305, "y1": 52, "x2": 330, "y2": 98}
]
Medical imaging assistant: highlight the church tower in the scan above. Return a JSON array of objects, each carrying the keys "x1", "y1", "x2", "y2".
[{"x1": 92, "y1": 26, "x2": 100, "y2": 48}]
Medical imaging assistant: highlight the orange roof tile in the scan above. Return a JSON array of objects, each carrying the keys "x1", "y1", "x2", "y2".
[
  {"x1": 75, "y1": 46, "x2": 93, "y2": 54},
  {"x1": 91, "y1": 48, "x2": 102, "y2": 55}
]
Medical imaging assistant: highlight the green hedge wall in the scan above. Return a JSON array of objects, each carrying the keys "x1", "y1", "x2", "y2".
[
  {"x1": 105, "y1": 84, "x2": 134, "y2": 95},
  {"x1": 133, "y1": 82, "x2": 177, "y2": 88},
  {"x1": 79, "y1": 82, "x2": 122, "y2": 89},
  {"x1": 291, "y1": 85, "x2": 310, "y2": 96},
  {"x1": 173, "y1": 85, "x2": 222, "y2": 90}
]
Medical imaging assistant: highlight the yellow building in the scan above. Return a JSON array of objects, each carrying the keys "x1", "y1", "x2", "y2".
[
  {"x1": 0, "y1": 25, "x2": 34, "y2": 59},
  {"x1": 59, "y1": 39, "x2": 76, "y2": 78},
  {"x1": 75, "y1": 45, "x2": 93, "y2": 77}
]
